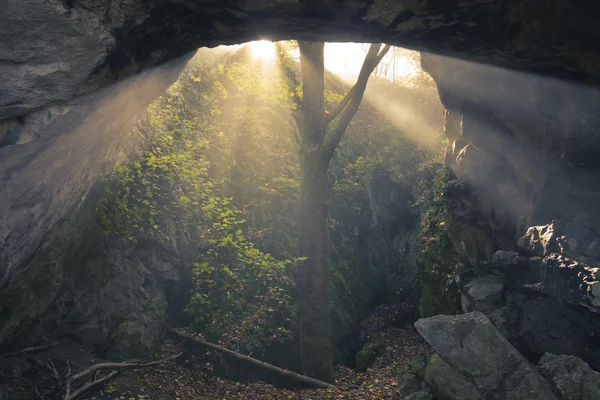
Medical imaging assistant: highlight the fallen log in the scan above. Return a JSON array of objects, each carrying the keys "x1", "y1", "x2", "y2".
[{"x1": 167, "y1": 327, "x2": 335, "y2": 389}]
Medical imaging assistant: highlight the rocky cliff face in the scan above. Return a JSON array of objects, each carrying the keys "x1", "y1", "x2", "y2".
[
  {"x1": 420, "y1": 54, "x2": 600, "y2": 369},
  {"x1": 0, "y1": 57, "x2": 190, "y2": 352}
]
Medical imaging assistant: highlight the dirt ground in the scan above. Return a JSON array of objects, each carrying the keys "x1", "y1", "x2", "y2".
[{"x1": 1, "y1": 310, "x2": 428, "y2": 400}]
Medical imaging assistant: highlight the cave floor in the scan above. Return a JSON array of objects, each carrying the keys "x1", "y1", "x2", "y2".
[
  {"x1": 95, "y1": 326, "x2": 426, "y2": 400},
  {"x1": 1, "y1": 311, "x2": 427, "y2": 400}
]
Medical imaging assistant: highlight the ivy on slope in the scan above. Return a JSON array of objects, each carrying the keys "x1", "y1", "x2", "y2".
[{"x1": 98, "y1": 48, "x2": 299, "y2": 347}]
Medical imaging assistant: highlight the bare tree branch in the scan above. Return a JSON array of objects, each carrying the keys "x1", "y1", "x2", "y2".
[
  {"x1": 324, "y1": 87, "x2": 354, "y2": 125},
  {"x1": 323, "y1": 44, "x2": 391, "y2": 162},
  {"x1": 67, "y1": 352, "x2": 182, "y2": 384},
  {"x1": 65, "y1": 370, "x2": 118, "y2": 400},
  {"x1": 0, "y1": 341, "x2": 60, "y2": 360},
  {"x1": 63, "y1": 353, "x2": 181, "y2": 400}
]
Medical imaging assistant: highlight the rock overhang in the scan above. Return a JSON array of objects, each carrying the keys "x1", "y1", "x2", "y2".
[{"x1": 3, "y1": 0, "x2": 600, "y2": 121}]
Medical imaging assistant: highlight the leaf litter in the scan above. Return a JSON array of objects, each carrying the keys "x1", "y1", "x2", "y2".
[{"x1": 86, "y1": 325, "x2": 427, "y2": 400}]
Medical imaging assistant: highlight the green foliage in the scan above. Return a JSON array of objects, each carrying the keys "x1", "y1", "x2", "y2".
[
  {"x1": 413, "y1": 158, "x2": 459, "y2": 316},
  {"x1": 415, "y1": 158, "x2": 448, "y2": 252},
  {"x1": 325, "y1": 89, "x2": 344, "y2": 104},
  {"x1": 98, "y1": 42, "x2": 446, "y2": 362},
  {"x1": 98, "y1": 49, "x2": 298, "y2": 343}
]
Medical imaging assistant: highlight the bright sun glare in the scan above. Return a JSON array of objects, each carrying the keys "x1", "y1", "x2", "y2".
[{"x1": 247, "y1": 40, "x2": 276, "y2": 62}]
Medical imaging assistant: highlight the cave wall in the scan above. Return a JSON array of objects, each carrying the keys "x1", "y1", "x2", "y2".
[
  {"x1": 420, "y1": 53, "x2": 600, "y2": 369},
  {"x1": 0, "y1": 55, "x2": 191, "y2": 349},
  {"x1": 422, "y1": 53, "x2": 600, "y2": 257}
]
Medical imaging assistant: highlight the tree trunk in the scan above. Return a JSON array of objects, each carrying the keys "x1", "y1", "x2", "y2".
[
  {"x1": 298, "y1": 152, "x2": 332, "y2": 382},
  {"x1": 297, "y1": 41, "x2": 334, "y2": 383},
  {"x1": 295, "y1": 41, "x2": 389, "y2": 382}
]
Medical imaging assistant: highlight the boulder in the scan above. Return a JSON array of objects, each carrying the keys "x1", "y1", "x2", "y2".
[
  {"x1": 409, "y1": 352, "x2": 432, "y2": 380},
  {"x1": 537, "y1": 353, "x2": 600, "y2": 400},
  {"x1": 462, "y1": 275, "x2": 504, "y2": 314},
  {"x1": 404, "y1": 389, "x2": 435, "y2": 400},
  {"x1": 590, "y1": 281, "x2": 600, "y2": 307},
  {"x1": 356, "y1": 337, "x2": 385, "y2": 372},
  {"x1": 414, "y1": 312, "x2": 558, "y2": 399},
  {"x1": 517, "y1": 222, "x2": 564, "y2": 256},
  {"x1": 486, "y1": 306, "x2": 519, "y2": 343},
  {"x1": 423, "y1": 354, "x2": 482, "y2": 400},
  {"x1": 397, "y1": 372, "x2": 422, "y2": 397}
]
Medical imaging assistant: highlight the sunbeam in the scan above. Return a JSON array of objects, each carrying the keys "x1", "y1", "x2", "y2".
[{"x1": 247, "y1": 40, "x2": 276, "y2": 63}]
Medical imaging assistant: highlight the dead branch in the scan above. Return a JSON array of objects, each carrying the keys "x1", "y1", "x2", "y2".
[
  {"x1": 0, "y1": 342, "x2": 177, "y2": 400},
  {"x1": 63, "y1": 352, "x2": 181, "y2": 400},
  {"x1": 65, "y1": 371, "x2": 118, "y2": 400},
  {"x1": 67, "y1": 352, "x2": 181, "y2": 383},
  {"x1": 167, "y1": 328, "x2": 335, "y2": 389},
  {"x1": 0, "y1": 341, "x2": 60, "y2": 360}
]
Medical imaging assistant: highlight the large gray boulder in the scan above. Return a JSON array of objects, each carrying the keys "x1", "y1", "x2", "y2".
[
  {"x1": 538, "y1": 353, "x2": 600, "y2": 400},
  {"x1": 414, "y1": 312, "x2": 558, "y2": 400}
]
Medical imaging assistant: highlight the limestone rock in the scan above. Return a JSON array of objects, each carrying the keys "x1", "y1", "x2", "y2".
[
  {"x1": 414, "y1": 312, "x2": 558, "y2": 399},
  {"x1": 404, "y1": 389, "x2": 435, "y2": 400},
  {"x1": 4, "y1": 0, "x2": 600, "y2": 369},
  {"x1": 397, "y1": 372, "x2": 422, "y2": 397},
  {"x1": 489, "y1": 248, "x2": 600, "y2": 369},
  {"x1": 462, "y1": 275, "x2": 504, "y2": 314},
  {"x1": 0, "y1": 57, "x2": 189, "y2": 351},
  {"x1": 423, "y1": 354, "x2": 483, "y2": 400},
  {"x1": 537, "y1": 353, "x2": 600, "y2": 400},
  {"x1": 356, "y1": 337, "x2": 385, "y2": 372},
  {"x1": 409, "y1": 352, "x2": 431, "y2": 380},
  {"x1": 589, "y1": 281, "x2": 600, "y2": 307},
  {"x1": 517, "y1": 222, "x2": 563, "y2": 256}
]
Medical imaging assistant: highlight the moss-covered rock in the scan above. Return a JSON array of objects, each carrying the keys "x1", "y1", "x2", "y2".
[
  {"x1": 418, "y1": 229, "x2": 463, "y2": 317},
  {"x1": 410, "y1": 352, "x2": 432, "y2": 380},
  {"x1": 415, "y1": 312, "x2": 559, "y2": 400},
  {"x1": 423, "y1": 354, "x2": 483, "y2": 400},
  {"x1": 355, "y1": 336, "x2": 385, "y2": 372},
  {"x1": 397, "y1": 372, "x2": 422, "y2": 397},
  {"x1": 404, "y1": 389, "x2": 435, "y2": 400}
]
